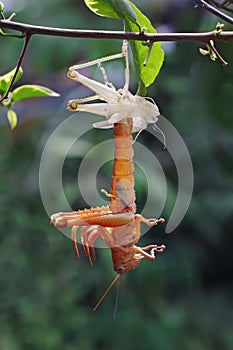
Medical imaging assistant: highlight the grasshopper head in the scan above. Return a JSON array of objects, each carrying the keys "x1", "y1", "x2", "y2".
[
  {"x1": 111, "y1": 247, "x2": 141, "y2": 275},
  {"x1": 114, "y1": 259, "x2": 140, "y2": 275}
]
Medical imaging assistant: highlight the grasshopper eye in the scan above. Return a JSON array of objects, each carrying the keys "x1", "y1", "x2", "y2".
[{"x1": 117, "y1": 266, "x2": 126, "y2": 274}]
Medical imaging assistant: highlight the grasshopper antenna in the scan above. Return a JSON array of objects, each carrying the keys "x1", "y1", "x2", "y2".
[
  {"x1": 93, "y1": 274, "x2": 121, "y2": 312},
  {"x1": 113, "y1": 274, "x2": 122, "y2": 319}
]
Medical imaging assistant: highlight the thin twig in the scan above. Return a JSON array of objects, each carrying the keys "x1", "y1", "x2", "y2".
[
  {"x1": 0, "y1": 19, "x2": 233, "y2": 42},
  {"x1": 195, "y1": 0, "x2": 233, "y2": 24},
  {"x1": 0, "y1": 33, "x2": 31, "y2": 102},
  {"x1": 6, "y1": 13, "x2": 16, "y2": 21}
]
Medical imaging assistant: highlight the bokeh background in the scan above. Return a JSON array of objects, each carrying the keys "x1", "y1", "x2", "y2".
[{"x1": 0, "y1": 0, "x2": 233, "y2": 349}]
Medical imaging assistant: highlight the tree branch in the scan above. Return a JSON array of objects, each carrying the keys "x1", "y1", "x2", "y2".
[
  {"x1": 0, "y1": 19, "x2": 233, "y2": 43},
  {"x1": 208, "y1": 1, "x2": 233, "y2": 15},
  {"x1": 195, "y1": 0, "x2": 233, "y2": 24}
]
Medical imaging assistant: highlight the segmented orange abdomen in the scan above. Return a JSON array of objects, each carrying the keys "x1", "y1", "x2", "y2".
[{"x1": 110, "y1": 120, "x2": 135, "y2": 214}]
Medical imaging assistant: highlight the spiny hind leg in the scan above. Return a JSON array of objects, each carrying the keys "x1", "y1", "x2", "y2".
[
  {"x1": 68, "y1": 95, "x2": 102, "y2": 112},
  {"x1": 51, "y1": 206, "x2": 111, "y2": 228},
  {"x1": 51, "y1": 211, "x2": 86, "y2": 228},
  {"x1": 68, "y1": 41, "x2": 127, "y2": 73}
]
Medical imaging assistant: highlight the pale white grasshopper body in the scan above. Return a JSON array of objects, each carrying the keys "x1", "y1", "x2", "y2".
[{"x1": 67, "y1": 41, "x2": 160, "y2": 133}]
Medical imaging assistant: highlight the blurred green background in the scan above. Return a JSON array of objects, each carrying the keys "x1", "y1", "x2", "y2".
[{"x1": 0, "y1": 1, "x2": 233, "y2": 349}]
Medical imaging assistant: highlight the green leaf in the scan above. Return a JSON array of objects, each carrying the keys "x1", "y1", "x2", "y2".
[
  {"x1": 125, "y1": 2, "x2": 164, "y2": 90},
  {"x1": 0, "y1": 2, "x2": 4, "y2": 13},
  {"x1": 7, "y1": 109, "x2": 17, "y2": 130},
  {"x1": 11, "y1": 85, "x2": 59, "y2": 102},
  {"x1": 84, "y1": 0, "x2": 137, "y2": 24},
  {"x1": 84, "y1": 0, "x2": 164, "y2": 92},
  {"x1": 0, "y1": 67, "x2": 23, "y2": 95}
]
